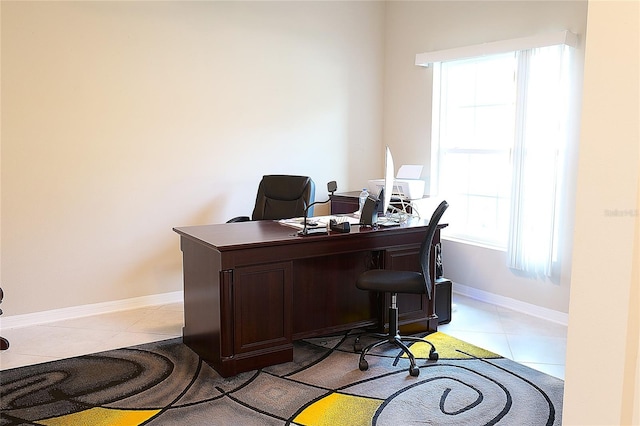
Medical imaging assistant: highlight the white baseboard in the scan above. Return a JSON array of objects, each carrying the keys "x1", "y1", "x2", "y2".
[
  {"x1": 1, "y1": 285, "x2": 568, "y2": 329},
  {"x1": 452, "y1": 282, "x2": 569, "y2": 326},
  {"x1": 0, "y1": 291, "x2": 184, "y2": 329}
]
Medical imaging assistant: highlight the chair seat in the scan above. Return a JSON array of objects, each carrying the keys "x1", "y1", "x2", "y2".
[{"x1": 356, "y1": 269, "x2": 425, "y2": 294}]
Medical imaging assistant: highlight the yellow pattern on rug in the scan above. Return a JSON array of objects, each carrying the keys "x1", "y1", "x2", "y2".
[
  {"x1": 401, "y1": 332, "x2": 501, "y2": 359},
  {"x1": 39, "y1": 407, "x2": 160, "y2": 426},
  {"x1": 293, "y1": 392, "x2": 383, "y2": 426}
]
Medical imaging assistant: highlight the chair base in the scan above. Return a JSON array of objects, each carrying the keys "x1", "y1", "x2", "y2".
[{"x1": 354, "y1": 306, "x2": 438, "y2": 377}]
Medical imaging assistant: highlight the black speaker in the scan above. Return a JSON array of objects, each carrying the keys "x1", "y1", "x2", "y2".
[
  {"x1": 435, "y1": 278, "x2": 452, "y2": 324},
  {"x1": 376, "y1": 188, "x2": 385, "y2": 215},
  {"x1": 361, "y1": 195, "x2": 380, "y2": 226}
]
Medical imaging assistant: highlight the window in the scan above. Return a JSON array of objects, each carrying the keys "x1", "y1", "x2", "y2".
[
  {"x1": 432, "y1": 53, "x2": 516, "y2": 248},
  {"x1": 424, "y1": 34, "x2": 576, "y2": 276}
]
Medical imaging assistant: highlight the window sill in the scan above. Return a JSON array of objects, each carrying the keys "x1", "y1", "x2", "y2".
[{"x1": 441, "y1": 235, "x2": 506, "y2": 252}]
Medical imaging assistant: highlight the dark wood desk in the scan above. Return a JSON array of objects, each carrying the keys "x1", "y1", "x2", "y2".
[
  {"x1": 330, "y1": 191, "x2": 363, "y2": 214},
  {"x1": 174, "y1": 219, "x2": 443, "y2": 377}
]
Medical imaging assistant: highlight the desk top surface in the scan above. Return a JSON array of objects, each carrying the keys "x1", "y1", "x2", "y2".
[{"x1": 174, "y1": 218, "x2": 435, "y2": 251}]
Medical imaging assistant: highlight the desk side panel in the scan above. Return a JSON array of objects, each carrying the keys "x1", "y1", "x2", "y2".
[{"x1": 180, "y1": 237, "x2": 222, "y2": 367}]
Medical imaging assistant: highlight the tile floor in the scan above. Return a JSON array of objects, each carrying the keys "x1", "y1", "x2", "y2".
[
  {"x1": 438, "y1": 294, "x2": 567, "y2": 379},
  {"x1": 0, "y1": 294, "x2": 567, "y2": 379}
]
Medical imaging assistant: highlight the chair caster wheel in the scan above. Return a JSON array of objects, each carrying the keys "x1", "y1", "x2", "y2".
[
  {"x1": 359, "y1": 359, "x2": 369, "y2": 371},
  {"x1": 429, "y1": 351, "x2": 439, "y2": 361},
  {"x1": 409, "y1": 366, "x2": 420, "y2": 377}
]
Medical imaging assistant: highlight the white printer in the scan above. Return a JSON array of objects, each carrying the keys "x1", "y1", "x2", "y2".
[{"x1": 368, "y1": 165, "x2": 426, "y2": 200}]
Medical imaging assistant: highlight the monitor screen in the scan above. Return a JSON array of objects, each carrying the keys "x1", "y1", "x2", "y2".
[{"x1": 383, "y1": 146, "x2": 395, "y2": 215}]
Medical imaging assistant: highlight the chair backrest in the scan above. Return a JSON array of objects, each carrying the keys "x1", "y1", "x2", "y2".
[
  {"x1": 251, "y1": 175, "x2": 316, "y2": 220},
  {"x1": 418, "y1": 200, "x2": 449, "y2": 300}
]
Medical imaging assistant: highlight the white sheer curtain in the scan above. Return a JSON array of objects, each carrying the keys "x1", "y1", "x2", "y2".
[{"x1": 507, "y1": 45, "x2": 572, "y2": 276}]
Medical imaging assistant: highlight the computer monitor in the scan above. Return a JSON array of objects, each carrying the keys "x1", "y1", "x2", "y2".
[{"x1": 382, "y1": 146, "x2": 395, "y2": 215}]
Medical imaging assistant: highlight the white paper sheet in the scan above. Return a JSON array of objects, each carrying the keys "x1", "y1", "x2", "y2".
[{"x1": 396, "y1": 165, "x2": 423, "y2": 179}]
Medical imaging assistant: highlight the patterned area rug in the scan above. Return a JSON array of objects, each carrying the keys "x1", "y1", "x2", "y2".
[{"x1": 0, "y1": 331, "x2": 563, "y2": 425}]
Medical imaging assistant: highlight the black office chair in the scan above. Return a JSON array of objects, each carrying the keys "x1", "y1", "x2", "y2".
[
  {"x1": 227, "y1": 175, "x2": 316, "y2": 223},
  {"x1": 354, "y1": 200, "x2": 449, "y2": 377},
  {"x1": 0, "y1": 287, "x2": 9, "y2": 350}
]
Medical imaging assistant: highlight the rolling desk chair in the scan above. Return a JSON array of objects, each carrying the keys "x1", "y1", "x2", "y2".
[
  {"x1": 354, "y1": 200, "x2": 449, "y2": 377},
  {"x1": 227, "y1": 175, "x2": 315, "y2": 223}
]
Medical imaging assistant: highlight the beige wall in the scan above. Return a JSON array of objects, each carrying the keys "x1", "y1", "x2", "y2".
[
  {"x1": 1, "y1": 1, "x2": 385, "y2": 315},
  {"x1": 383, "y1": 0, "x2": 588, "y2": 314},
  {"x1": 564, "y1": 1, "x2": 639, "y2": 424},
  {"x1": 0, "y1": 0, "x2": 591, "y2": 318}
]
